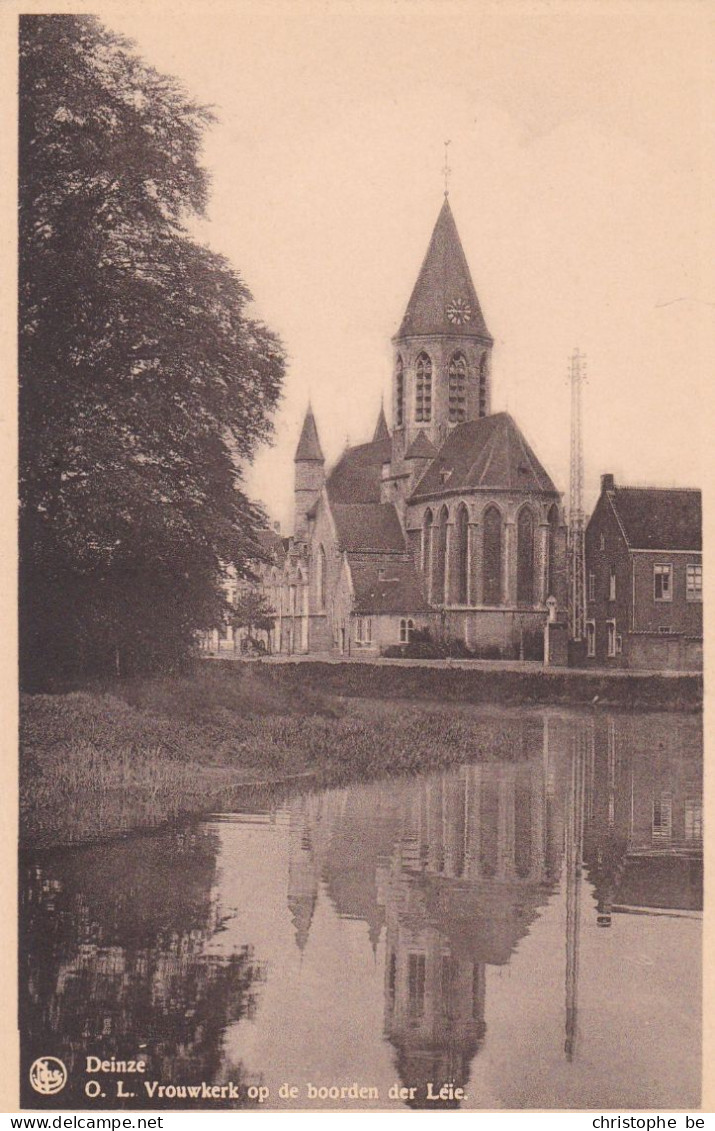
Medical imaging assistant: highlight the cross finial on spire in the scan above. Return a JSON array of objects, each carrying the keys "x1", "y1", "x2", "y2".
[{"x1": 443, "y1": 139, "x2": 451, "y2": 197}]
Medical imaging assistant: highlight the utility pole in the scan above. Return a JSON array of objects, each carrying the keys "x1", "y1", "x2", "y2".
[{"x1": 568, "y1": 348, "x2": 587, "y2": 642}]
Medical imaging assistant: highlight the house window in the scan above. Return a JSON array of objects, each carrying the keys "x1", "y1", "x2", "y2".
[
  {"x1": 609, "y1": 567, "x2": 616, "y2": 601},
  {"x1": 586, "y1": 621, "x2": 596, "y2": 657},
  {"x1": 355, "y1": 617, "x2": 372, "y2": 644},
  {"x1": 606, "y1": 619, "x2": 617, "y2": 657},
  {"x1": 588, "y1": 572, "x2": 595, "y2": 601},
  {"x1": 395, "y1": 355, "x2": 404, "y2": 427},
  {"x1": 399, "y1": 617, "x2": 414, "y2": 643},
  {"x1": 654, "y1": 563, "x2": 672, "y2": 601},
  {"x1": 684, "y1": 799, "x2": 703, "y2": 843},
  {"x1": 448, "y1": 353, "x2": 468, "y2": 423},
  {"x1": 652, "y1": 793, "x2": 672, "y2": 843},
  {"x1": 415, "y1": 353, "x2": 432, "y2": 423},
  {"x1": 600, "y1": 534, "x2": 606, "y2": 551},
  {"x1": 686, "y1": 563, "x2": 702, "y2": 601}
]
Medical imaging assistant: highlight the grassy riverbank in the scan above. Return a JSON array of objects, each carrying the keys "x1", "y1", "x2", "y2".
[{"x1": 20, "y1": 660, "x2": 701, "y2": 851}]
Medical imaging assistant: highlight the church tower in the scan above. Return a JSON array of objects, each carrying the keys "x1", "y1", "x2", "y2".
[
  {"x1": 293, "y1": 404, "x2": 324, "y2": 538},
  {"x1": 391, "y1": 197, "x2": 493, "y2": 464}
]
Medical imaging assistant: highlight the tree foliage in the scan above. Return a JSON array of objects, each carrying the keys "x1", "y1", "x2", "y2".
[
  {"x1": 232, "y1": 590, "x2": 276, "y2": 636},
  {"x1": 19, "y1": 15, "x2": 285, "y2": 687}
]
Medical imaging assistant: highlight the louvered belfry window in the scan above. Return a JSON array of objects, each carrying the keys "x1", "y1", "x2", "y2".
[
  {"x1": 448, "y1": 352, "x2": 468, "y2": 422},
  {"x1": 479, "y1": 352, "x2": 488, "y2": 417},
  {"x1": 395, "y1": 355, "x2": 404, "y2": 427},
  {"x1": 415, "y1": 353, "x2": 432, "y2": 422}
]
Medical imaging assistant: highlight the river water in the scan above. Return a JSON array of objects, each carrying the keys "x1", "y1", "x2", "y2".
[{"x1": 20, "y1": 708, "x2": 702, "y2": 1111}]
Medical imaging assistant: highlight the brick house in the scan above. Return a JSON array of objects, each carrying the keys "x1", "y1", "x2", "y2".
[{"x1": 584, "y1": 474, "x2": 702, "y2": 671}]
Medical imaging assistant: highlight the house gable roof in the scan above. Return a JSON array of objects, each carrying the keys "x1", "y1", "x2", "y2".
[
  {"x1": 607, "y1": 487, "x2": 701, "y2": 551},
  {"x1": 347, "y1": 552, "x2": 429, "y2": 614},
  {"x1": 411, "y1": 412, "x2": 557, "y2": 499}
]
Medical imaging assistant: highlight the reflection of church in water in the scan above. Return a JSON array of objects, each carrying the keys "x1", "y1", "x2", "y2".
[
  {"x1": 285, "y1": 716, "x2": 568, "y2": 1105},
  {"x1": 284, "y1": 712, "x2": 702, "y2": 1107}
]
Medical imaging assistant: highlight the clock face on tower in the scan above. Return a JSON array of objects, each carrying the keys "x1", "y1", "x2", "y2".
[{"x1": 446, "y1": 297, "x2": 472, "y2": 325}]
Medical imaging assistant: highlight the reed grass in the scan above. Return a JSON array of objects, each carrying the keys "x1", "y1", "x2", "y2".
[{"x1": 23, "y1": 660, "x2": 692, "y2": 850}]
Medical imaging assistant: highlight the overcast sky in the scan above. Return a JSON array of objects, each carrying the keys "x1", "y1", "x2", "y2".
[{"x1": 102, "y1": 0, "x2": 711, "y2": 530}]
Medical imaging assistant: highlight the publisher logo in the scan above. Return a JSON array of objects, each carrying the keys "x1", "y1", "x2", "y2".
[{"x1": 29, "y1": 1057, "x2": 67, "y2": 1095}]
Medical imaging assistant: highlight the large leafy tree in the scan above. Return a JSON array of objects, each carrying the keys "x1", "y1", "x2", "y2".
[{"x1": 19, "y1": 15, "x2": 285, "y2": 687}]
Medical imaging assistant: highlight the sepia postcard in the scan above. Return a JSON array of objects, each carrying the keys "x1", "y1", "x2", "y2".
[{"x1": 3, "y1": 0, "x2": 713, "y2": 1116}]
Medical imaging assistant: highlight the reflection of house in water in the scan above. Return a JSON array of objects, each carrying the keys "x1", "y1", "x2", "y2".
[{"x1": 582, "y1": 713, "x2": 703, "y2": 920}]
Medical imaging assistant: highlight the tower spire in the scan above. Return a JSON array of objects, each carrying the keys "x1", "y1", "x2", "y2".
[{"x1": 373, "y1": 399, "x2": 390, "y2": 443}]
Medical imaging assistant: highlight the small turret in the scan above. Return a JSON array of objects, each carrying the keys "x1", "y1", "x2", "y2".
[
  {"x1": 373, "y1": 402, "x2": 390, "y2": 443},
  {"x1": 294, "y1": 405, "x2": 324, "y2": 537}
]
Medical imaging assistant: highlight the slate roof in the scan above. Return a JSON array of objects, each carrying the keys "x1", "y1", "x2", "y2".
[
  {"x1": 331, "y1": 503, "x2": 406, "y2": 553},
  {"x1": 608, "y1": 487, "x2": 701, "y2": 551},
  {"x1": 396, "y1": 197, "x2": 491, "y2": 342},
  {"x1": 347, "y1": 552, "x2": 430, "y2": 614},
  {"x1": 411, "y1": 412, "x2": 557, "y2": 499},
  {"x1": 294, "y1": 405, "x2": 324, "y2": 462},
  {"x1": 326, "y1": 436, "x2": 391, "y2": 503},
  {"x1": 405, "y1": 430, "x2": 438, "y2": 460}
]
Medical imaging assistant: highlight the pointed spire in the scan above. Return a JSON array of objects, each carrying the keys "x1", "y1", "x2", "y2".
[
  {"x1": 294, "y1": 404, "x2": 324, "y2": 463},
  {"x1": 372, "y1": 401, "x2": 390, "y2": 443},
  {"x1": 395, "y1": 197, "x2": 492, "y2": 342}
]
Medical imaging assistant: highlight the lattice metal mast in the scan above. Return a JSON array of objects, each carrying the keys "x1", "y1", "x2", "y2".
[{"x1": 568, "y1": 349, "x2": 587, "y2": 641}]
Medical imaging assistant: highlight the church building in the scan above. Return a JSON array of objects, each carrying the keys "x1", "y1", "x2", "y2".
[{"x1": 252, "y1": 196, "x2": 568, "y2": 658}]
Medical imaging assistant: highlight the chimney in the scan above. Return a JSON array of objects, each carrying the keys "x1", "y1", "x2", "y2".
[{"x1": 601, "y1": 473, "x2": 615, "y2": 493}]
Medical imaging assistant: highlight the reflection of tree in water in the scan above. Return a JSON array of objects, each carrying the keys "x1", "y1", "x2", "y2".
[{"x1": 21, "y1": 829, "x2": 261, "y2": 1109}]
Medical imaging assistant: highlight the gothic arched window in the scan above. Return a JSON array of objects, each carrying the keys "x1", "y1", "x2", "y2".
[
  {"x1": 517, "y1": 507, "x2": 535, "y2": 606},
  {"x1": 448, "y1": 353, "x2": 468, "y2": 423},
  {"x1": 479, "y1": 352, "x2": 488, "y2": 417},
  {"x1": 317, "y1": 544, "x2": 327, "y2": 610},
  {"x1": 455, "y1": 503, "x2": 469, "y2": 604},
  {"x1": 415, "y1": 353, "x2": 432, "y2": 423},
  {"x1": 483, "y1": 505, "x2": 502, "y2": 606},
  {"x1": 422, "y1": 508, "x2": 433, "y2": 575},
  {"x1": 395, "y1": 355, "x2": 404, "y2": 427},
  {"x1": 546, "y1": 504, "x2": 559, "y2": 600},
  {"x1": 433, "y1": 505, "x2": 449, "y2": 604}
]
